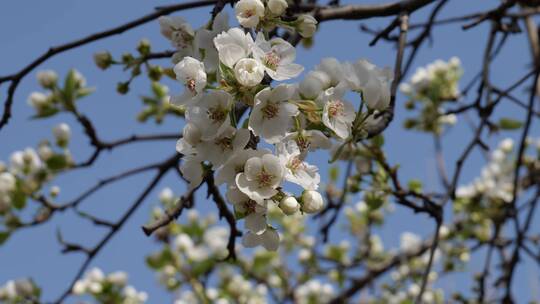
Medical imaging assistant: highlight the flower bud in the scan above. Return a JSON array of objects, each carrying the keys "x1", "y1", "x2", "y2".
[
  {"x1": 53, "y1": 123, "x2": 71, "y2": 146},
  {"x1": 297, "y1": 15, "x2": 317, "y2": 38},
  {"x1": 38, "y1": 144, "x2": 53, "y2": 161},
  {"x1": 107, "y1": 271, "x2": 128, "y2": 286},
  {"x1": 268, "y1": 0, "x2": 288, "y2": 16},
  {"x1": 0, "y1": 172, "x2": 16, "y2": 193},
  {"x1": 37, "y1": 70, "x2": 58, "y2": 89},
  {"x1": 50, "y1": 185, "x2": 61, "y2": 197},
  {"x1": 159, "y1": 187, "x2": 174, "y2": 204},
  {"x1": 183, "y1": 123, "x2": 202, "y2": 146},
  {"x1": 93, "y1": 51, "x2": 113, "y2": 70},
  {"x1": 72, "y1": 281, "x2": 87, "y2": 295},
  {"x1": 137, "y1": 39, "x2": 151, "y2": 56},
  {"x1": 279, "y1": 196, "x2": 299, "y2": 215},
  {"x1": 301, "y1": 190, "x2": 324, "y2": 213},
  {"x1": 27, "y1": 92, "x2": 49, "y2": 110},
  {"x1": 234, "y1": 58, "x2": 264, "y2": 87}
]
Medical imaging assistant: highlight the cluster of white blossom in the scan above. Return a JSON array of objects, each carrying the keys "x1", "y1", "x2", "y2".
[
  {"x1": 72, "y1": 268, "x2": 148, "y2": 304},
  {"x1": 400, "y1": 57, "x2": 462, "y2": 133},
  {"x1": 160, "y1": 5, "x2": 392, "y2": 251},
  {"x1": 400, "y1": 57, "x2": 462, "y2": 101},
  {"x1": 27, "y1": 69, "x2": 90, "y2": 117},
  {"x1": 0, "y1": 123, "x2": 72, "y2": 217},
  {"x1": 294, "y1": 279, "x2": 335, "y2": 304},
  {"x1": 456, "y1": 138, "x2": 516, "y2": 202},
  {"x1": 0, "y1": 278, "x2": 39, "y2": 303}
]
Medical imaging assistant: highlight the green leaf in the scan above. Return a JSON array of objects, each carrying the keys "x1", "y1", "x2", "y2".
[
  {"x1": 46, "y1": 154, "x2": 68, "y2": 171},
  {"x1": 76, "y1": 87, "x2": 95, "y2": 99},
  {"x1": 408, "y1": 179, "x2": 423, "y2": 193},
  {"x1": 0, "y1": 231, "x2": 10, "y2": 245},
  {"x1": 498, "y1": 118, "x2": 523, "y2": 130},
  {"x1": 146, "y1": 248, "x2": 174, "y2": 269},
  {"x1": 365, "y1": 193, "x2": 384, "y2": 211},
  {"x1": 63, "y1": 69, "x2": 77, "y2": 105},
  {"x1": 371, "y1": 134, "x2": 385, "y2": 147},
  {"x1": 31, "y1": 107, "x2": 59, "y2": 119},
  {"x1": 12, "y1": 190, "x2": 27, "y2": 210}
]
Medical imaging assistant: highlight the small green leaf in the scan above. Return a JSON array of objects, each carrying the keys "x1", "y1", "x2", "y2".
[
  {"x1": 408, "y1": 179, "x2": 423, "y2": 193},
  {"x1": 498, "y1": 118, "x2": 523, "y2": 130},
  {"x1": 0, "y1": 231, "x2": 10, "y2": 245},
  {"x1": 46, "y1": 154, "x2": 68, "y2": 171},
  {"x1": 365, "y1": 193, "x2": 384, "y2": 211},
  {"x1": 12, "y1": 190, "x2": 27, "y2": 209},
  {"x1": 371, "y1": 134, "x2": 385, "y2": 147}
]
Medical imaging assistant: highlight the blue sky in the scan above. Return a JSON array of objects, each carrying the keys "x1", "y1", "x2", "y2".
[{"x1": 1, "y1": 0, "x2": 539, "y2": 302}]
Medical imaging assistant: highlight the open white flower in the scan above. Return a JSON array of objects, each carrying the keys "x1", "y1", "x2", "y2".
[
  {"x1": 234, "y1": 58, "x2": 265, "y2": 87},
  {"x1": 284, "y1": 130, "x2": 331, "y2": 154},
  {"x1": 216, "y1": 148, "x2": 271, "y2": 186},
  {"x1": 277, "y1": 141, "x2": 320, "y2": 190},
  {"x1": 214, "y1": 28, "x2": 254, "y2": 68},
  {"x1": 196, "y1": 127, "x2": 251, "y2": 168},
  {"x1": 234, "y1": 0, "x2": 265, "y2": 28},
  {"x1": 158, "y1": 16, "x2": 195, "y2": 49},
  {"x1": 344, "y1": 59, "x2": 392, "y2": 111},
  {"x1": 227, "y1": 186, "x2": 268, "y2": 234},
  {"x1": 400, "y1": 231, "x2": 422, "y2": 253},
  {"x1": 170, "y1": 57, "x2": 207, "y2": 107},
  {"x1": 249, "y1": 84, "x2": 299, "y2": 143},
  {"x1": 252, "y1": 33, "x2": 303, "y2": 81},
  {"x1": 242, "y1": 228, "x2": 280, "y2": 251},
  {"x1": 299, "y1": 70, "x2": 331, "y2": 99},
  {"x1": 194, "y1": 11, "x2": 229, "y2": 73},
  {"x1": 180, "y1": 156, "x2": 204, "y2": 190},
  {"x1": 186, "y1": 90, "x2": 232, "y2": 140},
  {"x1": 299, "y1": 57, "x2": 344, "y2": 100},
  {"x1": 236, "y1": 154, "x2": 283, "y2": 203},
  {"x1": 321, "y1": 87, "x2": 356, "y2": 139}
]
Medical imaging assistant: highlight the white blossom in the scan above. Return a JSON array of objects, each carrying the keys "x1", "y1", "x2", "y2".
[
  {"x1": 279, "y1": 196, "x2": 299, "y2": 215},
  {"x1": 214, "y1": 28, "x2": 254, "y2": 68},
  {"x1": 194, "y1": 12, "x2": 230, "y2": 73},
  {"x1": 158, "y1": 16, "x2": 195, "y2": 49},
  {"x1": 236, "y1": 154, "x2": 283, "y2": 204},
  {"x1": 216, "y1": 148, "x2": 271, "y2": 186},
  {"x1": 268, "y1": 0, "x2": 288, "y2": 16},
  {"x1": 344, "y1": 59, "x2": 392, "y2": 111},
  {"x1": 234, "y1": 58, "x2": 265, "y2": 87},
  {"x1": 249, "y1": 84, "x2": 299, "y2": 143},
  {"x1": 296, "y1": 15, "x2": 318, "y2": 38},
  {"x1": 284, "y1": 130, "x2": 331, "y2": 154},
  {"x1": 27, "y1": 92, "x2": 49, "y2": 109},
  {"x1": 252, "y1": 33, "x2": 303, "y2": 81},
  {"x1": 170, "y1": 56, "x2": 207, "y2": 107},
  {"x1": 242, "y1": 228, "x2": 280, "y2": 251},
  {"x1": 234, "y1": 0, "x2": 265, "y2": 28},
  {"x1": 196, "y1": 127, "x2": 251, "y2": 168},
  {"x1": 37, "y1": 70, "x2": 58, "y2": 88},
  {"x1": 301, "y1": 190, "x2": 324, "y2": 213},
  {"x1": 321, "y1": 87, "x2": 356, "y2": 139},
  {"x1": 277, "y1": 141, "x2": 320, "y2": 190},
  {"x1": 186, "y1": 90, "x2": 233, "y2": 140},
  {"x1": 53, "y1": 123, "x2": 71, "y2": 143}
]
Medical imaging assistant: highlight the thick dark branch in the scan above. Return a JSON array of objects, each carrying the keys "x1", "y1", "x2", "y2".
[{"x1": 314, "y1": 0, "x2": 435, "y2": 21}]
